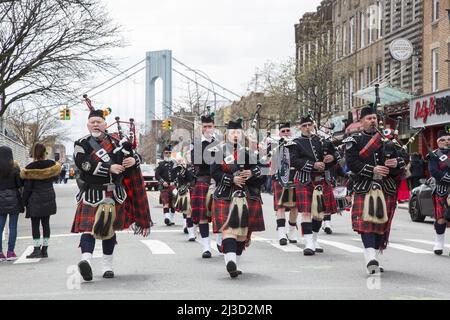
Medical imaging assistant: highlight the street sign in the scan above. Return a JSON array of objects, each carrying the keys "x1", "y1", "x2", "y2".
[{"x1": 389, "y1": 38, "x2": 414, "y2": 61}]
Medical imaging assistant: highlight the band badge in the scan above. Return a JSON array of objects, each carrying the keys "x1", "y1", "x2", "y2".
[
  {"x1": 96, "y1": 148, "x2": 111, "y2": 162},
  {"x1": 439, "y1": 154, "x2": 448, "y2": 162},
  {"x1": 82, "y1": 161, "x2": 91, "y2": 172}
]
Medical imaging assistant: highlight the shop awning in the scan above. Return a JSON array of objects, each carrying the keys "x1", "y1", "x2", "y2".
[{"x1": 354, "y1": 83, "x2": 414, "y2": 105}]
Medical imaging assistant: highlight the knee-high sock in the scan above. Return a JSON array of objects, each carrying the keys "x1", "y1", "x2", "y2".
[
  {"x1": 80, "y1": 233, "x2": 95, "y2": 262},
  {"x1": 186, "y1": 217, "x2": 194, "y2": 228},
  {"x1": 312, "y1": 219, "x2": 322, "y2": 233},
  {"x1": 361, "y1": 233, "x2": 376, "y2": 249},
  {"x1": 102, "y1": 234, "x2": 117, "y2": 255},
  {"x1": 222, "y1": 238, "x2": 237, "y2": 265},
  {"x1": 236, "y1": 241, "x2": 246, "y2": 256},
  {"x1": 435, "y1": 222, "x2": 446, "y2": 235},
  {"x1": 301, "y1": 222, "x2": 312, "y2": 235}
]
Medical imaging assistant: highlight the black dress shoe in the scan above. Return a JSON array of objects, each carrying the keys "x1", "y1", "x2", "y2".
[
  {"x1": 188, "y1": 237, "x2": 196, "y2": 242},
  {"x1": 202, "y1": 251, "x2": 212, "y2": 258},
  {"x1": 164, "y1": 218, "x2": 170, "y2": 226},
  {"x1": 26, "y1": 247, "x2": 42, "y2": 259},
  {"x1": 366, "y1": 260, "x2": 380, "y2": 275},
  {"x1": 303, "y1": 248, "x2": 315, "y2": 256},
  {"x1": 169, "y1": 222, "x2": 175, "y2": 226},
  {"x1": 315, "y1": 247, "x2": 324, "y2": 253},
  {"x1": 103, "y1": 271, "x2": 114, "y2": 279},
  {"x1": 324, "y1": 227, "x2": 332, "y2": 235},
  {"x1": 78, "y1": 260, "x2": 93, "y2": 281},
  {"x1": 41, "y1": 246, "x2": 48, "y2": 258},
  {"x1": 279, "y1": 238, "x2": 288, "y2": 246},
  {"x1": 226, "y1": 261, "x2": 239, "y2": 278},
  {"x1": 434, "y1": 249, "x2": 443, "y2": 255}
]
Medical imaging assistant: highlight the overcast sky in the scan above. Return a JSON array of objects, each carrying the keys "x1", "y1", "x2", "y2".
[{"x1": 64, "y1": 0, "x2": 322, "y2": 154}]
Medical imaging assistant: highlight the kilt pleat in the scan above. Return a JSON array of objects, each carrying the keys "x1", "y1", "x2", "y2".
[
  {"x1": 295, "y1": 181, "x2": 337, "y2": 214},
  {"x1": 71, "y1": 191, "x2": 125, "y2": 233},
  {"x1": 190, "y1": 181, "x2": 211, "y2": 224},
  {"x1": 272, "y1": 180, "x2": 296, "y2": 211},
  {"x1": 160, "y1": 185, "x2": 176, "y2": 207},
  {"x1": 351, "y1": 192, "x2": 397, "y2": 235},
  {"x1": 433, "y1": 194, "x2": 450, "y2": 227},
  {"x1": 212, "y1": 198, "x2": 265, "y2": 234}
]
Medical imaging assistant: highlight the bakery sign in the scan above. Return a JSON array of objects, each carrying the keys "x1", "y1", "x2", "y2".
[{"x1": 410, "y1": 90, "x2": 450, "y2": 128}]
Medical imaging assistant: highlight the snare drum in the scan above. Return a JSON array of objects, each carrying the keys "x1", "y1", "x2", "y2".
[{"x1": 333, "y1": 186, "x2": 348, "y2": 211}]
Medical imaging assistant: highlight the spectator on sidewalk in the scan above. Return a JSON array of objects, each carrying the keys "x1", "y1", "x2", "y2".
[
  {"x1": 21, "y1": 143, "x2": 61, "y2": 259},
  {"x1": 0, "y1": 146, "x2": 24, "y2": 262}
]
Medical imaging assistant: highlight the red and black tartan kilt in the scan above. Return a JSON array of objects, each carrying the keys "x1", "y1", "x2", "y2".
[
  {"x1": 190, "y1": 181, "x2": 211, "y2": 224},
  {"x1": 160, "y1": 185, "x2": 176, "y2": 207},
  {"x1": 71, "y1": 191, "x2": 125, "y2": 233},
  {"x1": 122, "y1": 169, "x2": 152, "y2": 229},
  {"x1": 351, "y1": 192, "x2": 397, "y2": 234},
  {"x1": 212, "y1": 198, "x2": 265, "y2": 234},
  {"x1": 272, "y1": 180, "x2": 296, "y2": 211},
  {"x1": 295, "y1": 181, "x2": 337, "y2": 214},
  {"x1": 433, "y1": 194, "x2": 450, "y2": 227}
]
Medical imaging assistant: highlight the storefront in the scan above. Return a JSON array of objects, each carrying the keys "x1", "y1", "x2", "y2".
[{"x1": 410, "y1": 89, "x2": 450, "y2": 157}]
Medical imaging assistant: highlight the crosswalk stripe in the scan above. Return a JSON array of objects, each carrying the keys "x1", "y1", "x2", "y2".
[
  {"x1": 14, "y1": 246, "x2": 41, "y2": 264},
  {"x1": 405, "y1": 239, "x2": 450, "y2": 249},
  {"x1": 388, "y1": 243, "x2": 432, "y2": 254},
  {"x1": 317, "y1": 239, "x2": 364, "y2": 253},
  {"x1": 269, "y1": 241, "x2": 303, "y2": 253},
  {"x1": 141, "y1": 240, "x2": 175, "y2": 254},
  {"x1": 351, "y1": 238, "x2": 432, "y2": 254}
]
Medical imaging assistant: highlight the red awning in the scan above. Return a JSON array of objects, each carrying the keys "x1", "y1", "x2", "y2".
[{"x1": 345, "y1": 122, "x2": 362, "y2": 134}]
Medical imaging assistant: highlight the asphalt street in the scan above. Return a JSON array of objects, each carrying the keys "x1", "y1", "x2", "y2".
[{"x1": 1, "y1": 180, "x2": 449, "y2": 300}]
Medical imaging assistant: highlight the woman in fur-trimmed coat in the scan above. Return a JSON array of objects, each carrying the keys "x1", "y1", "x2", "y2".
[{"x1": 21, "y1": 143, "x2": 61, "y2": 259}]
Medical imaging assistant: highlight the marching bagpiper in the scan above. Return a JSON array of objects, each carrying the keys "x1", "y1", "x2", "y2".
[
  {"x1": 429, "y1": 129, "x2": 450, "y2": 256},
  {"x1": 172, "y1": 153, "x2": 195, "y2": 239},
  {"x1": 72, "y1": 109, "x2": 151, "y2": 281},
  {"x1": 190, "y1": 114, "x2": 219, "y2": 258},
  {"x1": 210, "y1": 119, "x2": 266, "y2": 278},
  {"x1": 288, "y1": 115, "x2": 339, "y2": 255},
  {"x1": 271, "y1": 122, "x2": 299, "y2": 245},
  {"x1": 344, "y1": 106, "x2": 406, "y2": 275},
  {"x1": 155, "y1": 146, "x2": 177, "y2": 226}
]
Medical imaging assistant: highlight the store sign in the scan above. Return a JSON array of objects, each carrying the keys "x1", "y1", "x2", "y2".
[
  {"x1": 410, "y1": 90, "x2": 450, "y2": 128},
  {"x1": 389, "y1": 38, "x2": 413, "y2": 61}
]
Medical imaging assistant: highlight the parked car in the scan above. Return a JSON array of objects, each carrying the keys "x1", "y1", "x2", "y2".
[
  {"x1": 140, "y1": 164, "x2": 159, "y2": 191},
  {"x1": 409, "y1": 178, "x2": 435, "y2": 222}
]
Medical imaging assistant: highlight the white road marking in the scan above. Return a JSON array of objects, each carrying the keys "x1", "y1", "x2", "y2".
[
  {"x1": 317, "y1": 239, "x2": 364, "y2": 253},
  {"x1": 14, "y1": 246, "x2": 41, "y2": 264},
  {"x1": 141, "y1": 240, "x2": 175, "y2": 254},
  {"x1": 405, "y1": 239, "x2": 450, "y2": 249},
  {"x1": 93, "y1": 246, "x2": 103, "y2": 258},
  {"x1": 269, "y1": 241, "x2": 303, "y2": 253},
  {"x1": 351, "y1": 238, "x2": 432, "y2": 254},
  {"x1": 388, "y1": 243, "x2": 432, "y2": 254}
]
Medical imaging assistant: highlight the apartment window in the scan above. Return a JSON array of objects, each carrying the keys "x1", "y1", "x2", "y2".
[
  {"x1": 368, "y1": 7, "x2": 373, "y2": 44},
  {"x1": 377, "y1": 1, "x2": 383, "y2": 38},
  {"x1": 359, "y1": 69, "x2": 365, "y2": 90},
  {"x1": 349, "y1": 76, "x2": 354, "y2": 108},
  {"x1": 336, "y1": 27, "x2": 341, "y2": 59},
  {"x1": 432, "y1": 48, "x2": 439, "y2": 92},
  {"x1": 448, "y1": 43, "x2": 450, "y2": 87},
  {"x1": 367, "y1": 66, "x2": 373, "y2": 85},
  {"x1": 360, "y1": 12, "x2": 365, "y2": 49},
  {"x1": 342, "y1": 22, "x2": 347, "y2": 56},
  {"x1": 433, "y1": 0, "x2": 440, "y2": 22},
  {"x1": 350, "y1": 17, "x2": 355, "y2": 53},
  {"x1": 376, "y1": 63, "x2": 382, "y2": 82}
]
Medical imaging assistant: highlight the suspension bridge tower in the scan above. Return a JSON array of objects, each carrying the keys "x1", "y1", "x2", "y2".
[{"x1": 145, "y1": 50, "x2": 172, "y2": 131}]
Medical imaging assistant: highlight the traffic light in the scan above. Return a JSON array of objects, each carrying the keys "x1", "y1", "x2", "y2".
[
  {"x1": 167, "y1": 120, "x2": 172, "y2": 131},
  {"x1": 162, "y1": 119, "x2": 168, "y2": 130},
  {"x1": 60, "y1": 109, "x2": 65, "y2": 120},
  {"x1": 65, "y1": 107, "x2": 71, "y2": 120}
]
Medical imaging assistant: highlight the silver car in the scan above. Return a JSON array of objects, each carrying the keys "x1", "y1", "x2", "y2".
[{"x1": 408, "y1": 178, "x2": 435, "y2": 222}]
